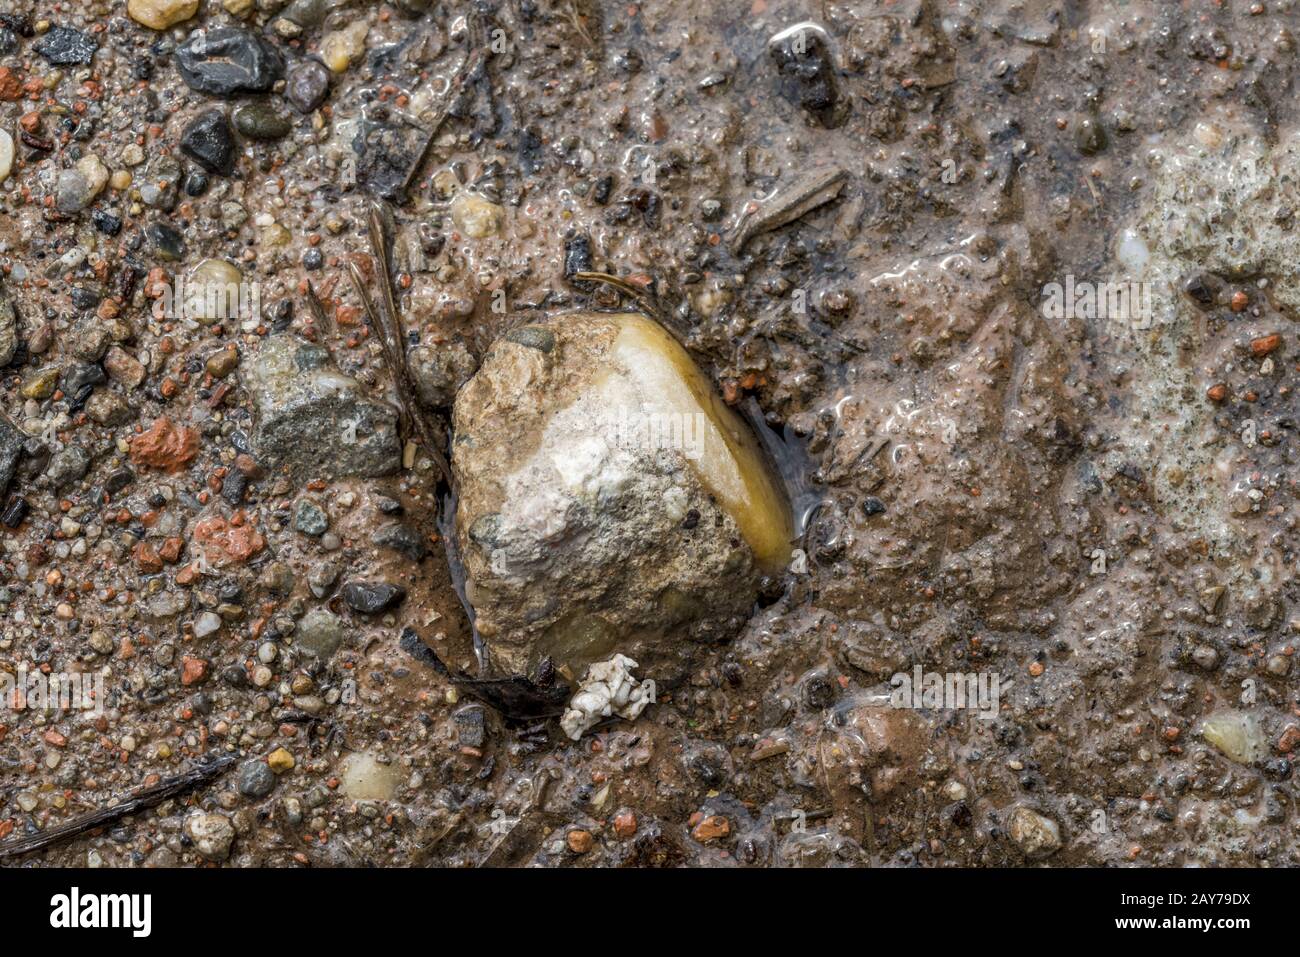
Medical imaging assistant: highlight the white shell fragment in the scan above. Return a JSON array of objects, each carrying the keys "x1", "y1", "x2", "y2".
[{"x1": 561, "y1": 654, "x2": 656, "y2": 741}]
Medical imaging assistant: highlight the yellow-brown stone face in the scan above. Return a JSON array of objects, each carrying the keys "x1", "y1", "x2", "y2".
[
  {"x1": 605, "y1": 314, "x2": 793, "y2": 573},
  {"x1": 451, "y1": 311, "x2": 792, "y2": 678}
]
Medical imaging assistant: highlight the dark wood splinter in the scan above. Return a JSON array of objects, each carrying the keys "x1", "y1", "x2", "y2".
[
  {"x1": 347, "y1": 201, "x2": 454, "y2": 488},
  {"x1": 0, "y1": 754, "x2": 237, "y2": 861}
]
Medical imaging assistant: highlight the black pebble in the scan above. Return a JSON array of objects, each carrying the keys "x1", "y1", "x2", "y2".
[
  {"x1": 91, "y1": 209, "x2": 122, "y2": 236},
  {"x1": 371, "y1": 523, "x2": 427, "y2": 561},
  {"x1": 221, "y1": 470, "x2": 248, "y2": 506},
  {"x1": 69, "y1": 286, "x2": 101, "y2": 311},
  {"x1": 33, "y1": 25, "x2": 97, "y2": 65},
  {"x1": 104, "y1": 468, "x2": 134, "y2": 496},
  {"x1": 176, "y1": 27, "x2": 285, "y2": 98},
  {"x1": 862, "y1": 496, "x2": 886, "y2": 515},
  {"x1": 180, "y1": 109, "x2": 237, "y2": 176},
  {"x1": 0, "y1": 13, "x2": 34, "y2": 37},
  {"x1": 62, "y1": 363, "x2": 105, "y2": 394},
  {"x1": 1, "y1": 494, "x2": 29, "y2": 529},
  {"x1": 184, "y1": 170, "x2": 211, "y2": 196},
  {"x1": 564, "y1": 232, "x2": 593, "y2": 279},
  {"x1": 768, "y1": 26, "x2": 840, "y2": 127},
  {"x1": 145, "y1": 222, "x2": 186, "y2": 261},
  {"x1": 341, "y1": 581, "x2": 406, "y2": 615}
]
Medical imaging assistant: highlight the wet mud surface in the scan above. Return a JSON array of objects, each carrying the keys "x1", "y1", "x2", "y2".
[{"x1": 0, "y1": 0, "x2": 1298, "y2": 867}]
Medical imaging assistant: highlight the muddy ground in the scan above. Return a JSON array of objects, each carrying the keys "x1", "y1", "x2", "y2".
[{"x1": 0, "y1": 0, "x2": 1298, "y2": 867}]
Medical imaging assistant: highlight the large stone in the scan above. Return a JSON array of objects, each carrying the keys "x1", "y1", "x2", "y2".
[
  {"x1": 0, "y1": 130, "x2": 13, "y2": 185},
  {"x1": 371, "y1": 521, "x2": 427, "y2": 560},
  {"x1": 146, "y1": 222, "x2": 186, "y2": 261},
  {"x1": 0, "y1": 279, "x2": 15, "y2": 367},
  {"x1": 177, "y1": 27, "x2": 284, "y2": 97},
  {"x1": 242, "y1": 336, "x2": 401, "y2": 482},
  {"x1": 0, "y1": 413, "x2": 24, "y2": 497},
  {"x1": 451, "y1": 311, "x2": 791, "y2": 680},
  {"x1": 184, "y1": 259, "x2": 244, "y2": 324},
  {"x1": 85, "y1": 391, "x2": 133, "y2": 426}
]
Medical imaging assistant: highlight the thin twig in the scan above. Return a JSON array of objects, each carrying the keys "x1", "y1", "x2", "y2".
[
  {"x1": 731, "y1": 166, "x2": 849, "y2": 254},
  {"x1": 305, "y1": 280, "x2": 332, "y2": 335},
  {"x1": 0, "y1": 754, "x2": 237, "y2": 860},
  {"x1": 570, "y1": 269, "x2": 705, "y2": 352},
  {"x1": 572, "y1": 270, "x2": 668, "y2": 323},
  {"x1": 399, "y1": 46, "x2": 488, "y2": 198},
  {"x1": 564, "y1": 1, "x2": 595, "y2": 46},
  {"x1": 360, "y1": 202, "x2": 454, "y2": 486},
  {"x1": 572, "y1": 270, "x2": 651, "y2": 305}
]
